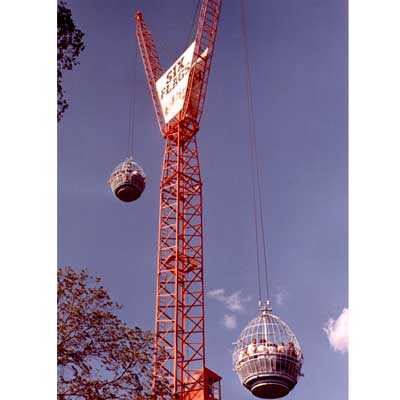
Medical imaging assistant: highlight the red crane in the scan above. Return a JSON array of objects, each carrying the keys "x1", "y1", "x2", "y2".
[{"x1": 135, "y1": 1, "x2": 222, "y2": 400}]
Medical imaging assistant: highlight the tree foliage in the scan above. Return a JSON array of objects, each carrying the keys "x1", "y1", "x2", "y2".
[
  {"x1": 57, "y1": 266, "x2": 171, "y2": 400},
  {"x1": 57, "y1": 1, "x2": 85, "y2": 121}
]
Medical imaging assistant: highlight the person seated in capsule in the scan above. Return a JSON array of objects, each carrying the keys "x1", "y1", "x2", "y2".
[
  {"x1": 247, "y1": 338, "x2": 257, "y2": 358},
  {"x1": 265, "y1": 341, "x2": 276, "y2": 371},
  {"x1": 239, "y1": 338, "x2": 296, "y2": 363},
  {"x1": 277, "y1": 342, "x2": 285, "y2": 353},
  {"x1": 238, "y1": 338, "x2": 258, "y2": 364},
  {"x1": 256, "y1": 338, "x2": 266, "y2": 354},
  {"x1": 238, "y1": 347, "x2": 248, "y2": 363},
  {"x1": 287, "y1": 341, "x2": 297, "y2": 358}
]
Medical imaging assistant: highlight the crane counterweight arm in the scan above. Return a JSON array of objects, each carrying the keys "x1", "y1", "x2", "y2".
[{"x1": 135, "y1": 11, "x2": 165, "y2": 133}]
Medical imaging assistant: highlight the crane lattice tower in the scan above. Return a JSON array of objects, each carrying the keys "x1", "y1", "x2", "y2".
[{"x1": 135, "y1": 1, "x2": 223, "y2": 400}]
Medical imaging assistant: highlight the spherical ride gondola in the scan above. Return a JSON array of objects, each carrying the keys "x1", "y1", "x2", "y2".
[
  {"x1": 109, "y1": 157, "x2": 146, "y2": 202},
  {"x1": 233, "y1": 304, "x2": 303, "y2": 399}
]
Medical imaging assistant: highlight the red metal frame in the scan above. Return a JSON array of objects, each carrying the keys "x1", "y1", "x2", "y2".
[
  {"x1": 135, "y1": 1, "x2": 222, "y2": 399},
  {"x1": 135, "y1": 12, "x2": 165, "y2": 134}
]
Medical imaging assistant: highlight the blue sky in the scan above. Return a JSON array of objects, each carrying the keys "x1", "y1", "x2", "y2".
[{"x1": 58, "y1": 1, "x2": 348, "y2": 399}]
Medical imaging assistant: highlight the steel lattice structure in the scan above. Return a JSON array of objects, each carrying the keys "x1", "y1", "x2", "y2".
[{"x1": 135, "y1": 1, "x2": 222, "y2": 400}]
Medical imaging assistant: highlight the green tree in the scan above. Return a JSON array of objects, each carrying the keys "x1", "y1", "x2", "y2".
[
  {"x1": 57, "y1": 1, "x2": 85, "y2": 121},
  {"x1": 57, "y1": 266, "x2": 170, "y2": 399}
]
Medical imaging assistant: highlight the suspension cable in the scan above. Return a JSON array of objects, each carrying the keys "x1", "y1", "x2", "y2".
[
  {"x1": 249, "y1": 117, "x2": 262, "y2": 304},
  {"x1": 240, "y1": 0, "x2": 272, "y2": 304},
  {"x1": 128, "y1": 44, "x2": 138, "y2": 157}
]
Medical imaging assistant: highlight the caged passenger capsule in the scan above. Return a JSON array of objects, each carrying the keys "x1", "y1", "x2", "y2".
[
  {"x1": 233, "y1": 303, "x2": 303, "y2": 399},
  {"x1": 108, "y1": 157, "x2": 146, "y2": 202}
]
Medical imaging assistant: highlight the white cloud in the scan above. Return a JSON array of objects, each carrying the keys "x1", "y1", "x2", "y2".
[
  {"x1": 276, "y1": 292, "x2": 285, "y2": 306},
  {"x1": 222, "y1": 314, "x2": 237, "y2": 330},
  {"x1": 208, "y1": 288, "x2": 225, "y2": 299},
  {"x1": 324, "y1": 308, "x2": 349, "y2": 353},
  {"x1": 274, "y1": 287, "x2": 290, "y2": 307},
  {"x1": 208, "y1": 288, "x2": 251, "y2": 312}
]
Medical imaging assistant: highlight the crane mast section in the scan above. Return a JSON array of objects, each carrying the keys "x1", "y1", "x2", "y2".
[
  {"x1": 136, "y1": 12, "x2": 165, "y2": 133},
  {"x1": 156, "y1": 132, "x2": 206, "y2": 397}
]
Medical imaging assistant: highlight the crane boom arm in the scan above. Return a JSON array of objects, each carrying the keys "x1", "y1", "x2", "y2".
[
  {"x1": 135, "y1": 12, "x2": 165, "y2": 133},
  {"x1": 183, "y1": 0, "x2": 222, "y2": 125}
]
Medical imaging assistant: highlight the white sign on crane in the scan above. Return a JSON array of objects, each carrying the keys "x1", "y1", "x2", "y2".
[{"x1": 156, "y1": 41, "x2": 196, "y2": 123}]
